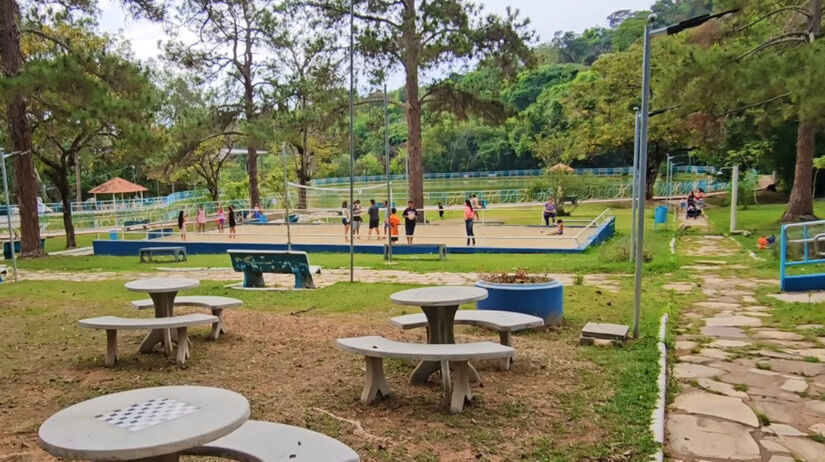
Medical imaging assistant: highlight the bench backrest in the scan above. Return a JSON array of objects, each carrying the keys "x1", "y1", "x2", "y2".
[{"x1": 228, "y1": 249, "x2": 312, "y2": 275}]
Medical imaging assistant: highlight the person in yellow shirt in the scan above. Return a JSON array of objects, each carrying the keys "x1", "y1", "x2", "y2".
[{"x1": 388, "y1": 208, "x2": 401, "y2": 242}]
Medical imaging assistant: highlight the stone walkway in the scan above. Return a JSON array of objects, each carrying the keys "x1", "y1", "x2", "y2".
[
  {"x1": 666, "y1": 236, "x2": 825, "y2": 462},
  {"x1": 17, "y1": 268, "x2": 622, "y2": 292}
]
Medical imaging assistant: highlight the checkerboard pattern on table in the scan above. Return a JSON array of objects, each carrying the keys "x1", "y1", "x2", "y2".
[{"x1": 95, "y1": 398, "x2": 201, "y2": 432}]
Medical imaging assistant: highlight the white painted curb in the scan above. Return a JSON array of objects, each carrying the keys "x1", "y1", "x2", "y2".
[{"x1": 651, "y1": 313, "x2": 668, "y2": 462}]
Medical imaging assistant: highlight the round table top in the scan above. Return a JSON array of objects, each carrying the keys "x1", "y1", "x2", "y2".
[
  {"x1": 125, "y1": 278, "x2": 200, "y2": 294},
  {"x1": 390, "y1": 286, "x2": 488, "y2": 307},
  {"x1": 38, "y1": 386, "x2": 249, "y2": 460}
]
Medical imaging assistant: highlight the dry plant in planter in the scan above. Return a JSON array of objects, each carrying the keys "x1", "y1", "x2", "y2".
[{"x1": 479, "y1": 268, "x2": 553, "y2": 284}]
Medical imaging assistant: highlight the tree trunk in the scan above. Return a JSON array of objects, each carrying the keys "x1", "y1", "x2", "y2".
[
  {"x1": 0, "y1": 0, "x2": 42, "y2": 257},
  {"x1": 402, "y1": 0, "x2": 424, "y2": 220},
  {"x1": 247, "y1": 145, "x2": 259, "y2": 207},
  {"x1": 47, "y1": 168, "x2": 75, "y2": 249},
  {"x1": 782, "y1": 119, "x2": 818, "y2": 222},
  {"x1": 297, "y1": 144, "x2": 309, "y2": 210},
  {"x1": 244, "y1": 77, "x2": 259, "y2": 207}
]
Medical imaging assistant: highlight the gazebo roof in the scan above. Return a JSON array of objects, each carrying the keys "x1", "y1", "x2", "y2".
[
  {"x1": 88, "y1": 177, "x2": 148, "y2": 194},
  {"x1": 549, "y1": 163, "x2": 574, "y2": 172}
]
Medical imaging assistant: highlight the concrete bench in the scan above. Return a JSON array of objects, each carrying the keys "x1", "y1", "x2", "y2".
[
  {"x1": 78, "y1": 313, "x2": 217, "y2": 366},
  {"x1": 390, "y1": 310, "x2": 544, "y2": 371},
  {"x1": 131, "y1": 295, "x2": 242, "y2": 340},
  {"x1": 336, "y1": 335, "x2": 513, "y2": 413},
  {"x1": 228, "y1": 249, "x2": 321, "y2": 289},
  {"x1": 139, "y1": 246, "x2": 187, "y2": 263},
  {"x1": 383, "y1": 243, "x2": 446, "y2": 261},
  {"x1": 182, "y1": 420, "x2": 360, "y2": 461}
]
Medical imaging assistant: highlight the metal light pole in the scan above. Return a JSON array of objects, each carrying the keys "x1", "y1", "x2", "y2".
[
  {"x1": 630, "y1": 109, "x2": 641, "y2": 261},
  {"x1": 632, "y1": 17, "x2": 654, "y2": 340},
  {"x1": 384, "y1": 82, "x2": 393, "y2": 262},
  {"x1": 631, "y1": 8, "x2": 739, "y2": 339},
  {"x1": 348, "y1": 0, "x2": 355, "y2": 282},
  {"x1": 2, "y1": 150, "x2": 25, "y2": 283},
  {"x1": 281, "y1": 143, "x2": 292, "y2": 251}
]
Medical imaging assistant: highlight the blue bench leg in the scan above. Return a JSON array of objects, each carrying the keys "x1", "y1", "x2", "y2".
[{"x1": 244, "y1": 271, "x2": 266, "y2": 288}]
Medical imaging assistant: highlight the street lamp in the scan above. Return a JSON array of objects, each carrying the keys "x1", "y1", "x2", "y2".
[
  {"x1": 632, "y1": 9, "x2": 739, "y2": 339},
  {"x1": 1, "y1": 149, "x2": 29, "y2": 283}
]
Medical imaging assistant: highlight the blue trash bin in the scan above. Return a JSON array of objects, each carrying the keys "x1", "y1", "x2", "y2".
[
  {"x1": 109, "y1": 230, "x2": 119, "y2": 240},
  {"x1": 654, "y1": 206, "x2": 668, "y2": 229}
]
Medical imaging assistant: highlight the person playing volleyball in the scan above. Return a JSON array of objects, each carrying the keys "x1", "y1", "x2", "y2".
[
  {"x1": 341, "y1": 201, "x2": 351, "y2": 242},
  {"x1": 388, "y1": 208, "x2": 400, "y2": 242},
  {"x1": 367, "y1": 199, "x2": 381, "y2": 239},
  {"x1": 402, "y1": 200, "x2": 417, "y2": 244}
]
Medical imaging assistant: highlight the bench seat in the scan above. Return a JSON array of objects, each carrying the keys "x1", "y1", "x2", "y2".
[
  {"x1": 183, "y1": 420, "x2": 360, "y2": 462},
  {"x1": 390, "y1": 310, "x2": 544, "y2": 370},
  {"x1": 78, "y1": 313, "x2": 217, "y2": 366},
  {"x1": 228, "y1": 249, "x2": 321, "y2": 289},
  {"x1": 131, "y1": 296, "x2": 242, "y2": 340},
  {"x1": 337, "y1": 336, "x2": 513, "y2": 413},
  {"x1": 383, "y1": 243, "x2": 446, "y2": 261},
  {"x1": 139, "y1": 246, "x2": 187, "y2": 263}
]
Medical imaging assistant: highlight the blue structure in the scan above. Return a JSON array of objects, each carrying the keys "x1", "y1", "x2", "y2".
[
  {"x1": 93, "y1": 216, "x2": 615, "y2": 256},
  {"x1": 780, "y1": 219, "x2": 825, "y2": 291},
  {"x1": 476, "y1": 279, "x2": 564, "y2": 325}
]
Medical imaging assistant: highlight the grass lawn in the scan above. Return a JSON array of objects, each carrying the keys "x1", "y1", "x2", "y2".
[
  {"x1": 0, "y1": 273, "x2": 679, "y2": 461},
  {"x1": 10, "y1": 200, "x2": 776, "y2": 460}
]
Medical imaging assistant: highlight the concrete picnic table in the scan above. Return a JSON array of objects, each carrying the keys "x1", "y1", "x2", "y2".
[
  {"x1": 125, "y1": 278, "x2": 199, "y2": 354},
  {"x1": 390, "y1": 286, "x2": 488, "y2": 389},
  {"x1": 38, "y1": 385, "x2": 249, "y2": 461}
]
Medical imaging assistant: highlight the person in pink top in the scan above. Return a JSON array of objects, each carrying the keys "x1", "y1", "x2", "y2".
[
  {"x1": 464, "y1": 199, "x2": 476, "y2": 246},
  {"x1": 196, "y1": 205, "x2": 206, "y2": 233},
  {"x1": 216, "y1": 206, "x2": 225, "y2": 233}
]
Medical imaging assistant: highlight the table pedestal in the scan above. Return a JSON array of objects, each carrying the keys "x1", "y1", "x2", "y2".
[
  {"x1": 139, "y1": 292, "x2": 179, "y2": 354},
  {"x1": 409, "y1": 306, "x2": 479, "y2": 390},
  {"x1": 131, "y1": 454, "x2": 179, "y2": 462}
]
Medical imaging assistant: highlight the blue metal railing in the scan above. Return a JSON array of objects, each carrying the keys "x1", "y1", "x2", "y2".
[{"x1": 311, "y1": 166, "x2": 717, "y2": 185}]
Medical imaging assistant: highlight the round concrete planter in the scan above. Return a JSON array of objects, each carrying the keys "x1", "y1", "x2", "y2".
[{"x1": 475, "y1": 279, "x2": 563, "y2": 325}]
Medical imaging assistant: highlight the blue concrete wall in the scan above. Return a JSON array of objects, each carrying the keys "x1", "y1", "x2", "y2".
[{"x1": 93, "y1": 216, "x2": 616, "y2": 257}]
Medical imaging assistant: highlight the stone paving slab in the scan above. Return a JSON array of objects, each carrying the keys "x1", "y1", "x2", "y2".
[
  {"x1": 674, "y1": 363, "x2": 725, "y2": 379},
  {"x1": 701, "y1": 326, "x2": 747, "y2": 338},
  {"x1": 672, "y1": 390, "x2": 759, "y2": 427},
  {"x1": 695, "y1": 378, "x2": 748, "y2": 398},
  {"x1": 667, "y1": 414, "x2": 760, "y2": 460},
  {"x1": 776, "y1": 435, "x2": 825, "y2": 462},
  {"x1": 705, "y1": 315, "x2": 763, "y2": 327},
  {"x1": 752, "y1": 329, "x2": 806, "y2": 341}
]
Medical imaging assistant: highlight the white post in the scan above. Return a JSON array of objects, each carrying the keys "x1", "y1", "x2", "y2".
[
  {"x1": 730, "y1": 165, "x2": 739, "y2": 234},
  {"x1": 282, "y1": 143, "x2": 292, "y2": 251},
  {"x1": 1, "y1": 151, "x2": 18, "y2": 282}
]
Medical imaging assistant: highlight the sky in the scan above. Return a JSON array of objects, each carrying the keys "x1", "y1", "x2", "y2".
[
  {"x1": 97, "y1": 0, "x2": 655, "y2": 88},
  {"x1": 99, "y1": 0, "x2": 655, "y2": 60}
]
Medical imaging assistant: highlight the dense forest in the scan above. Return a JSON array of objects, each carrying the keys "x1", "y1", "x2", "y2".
[{"x1": 2, "y1": 0, "x2": 824, "y2": 253}]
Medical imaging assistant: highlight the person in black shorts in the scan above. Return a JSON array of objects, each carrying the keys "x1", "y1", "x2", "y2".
[
  {"x1": 228, "y1": 205, "x2": 237, "y2": 239},
  {"x1": 402, "y1": 200, "x2": 417, "y2": 244},
  {"x1": 352, "y1": 200, "x2": 363, "y2": 240},
  {"x1": 367, "y1": 199, "x2": 381, "y2": 239}
]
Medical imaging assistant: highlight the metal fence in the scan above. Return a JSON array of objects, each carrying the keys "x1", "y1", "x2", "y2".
[{"x1": 311, "y1": 166, "x2": 717, "y2": 186}]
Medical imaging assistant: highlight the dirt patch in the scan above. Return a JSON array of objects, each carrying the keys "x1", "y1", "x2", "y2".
[{"x1": 0, "y1": 300, "x2": 609, "y2": 461}]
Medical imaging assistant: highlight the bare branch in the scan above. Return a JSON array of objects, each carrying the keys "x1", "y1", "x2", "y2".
[
  {"x1": 738, "y1": 32, "x2": 809, "y2": 59},
  {"x1": 736, "y1": 6, "x2": 811, "y2": 33}
]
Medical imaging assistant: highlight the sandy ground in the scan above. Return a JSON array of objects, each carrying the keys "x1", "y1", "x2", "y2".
[
  {"x1": 17, "y1": 267, "x2": 622, "y2": 292},
  {"x1": 156, "y1": 219, "x2": 598, "y2": 250}
]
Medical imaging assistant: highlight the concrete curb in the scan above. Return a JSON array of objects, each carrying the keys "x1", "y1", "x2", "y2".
[{"x1": 651, "y1": 313, "x2": 668, "y2": 462}]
